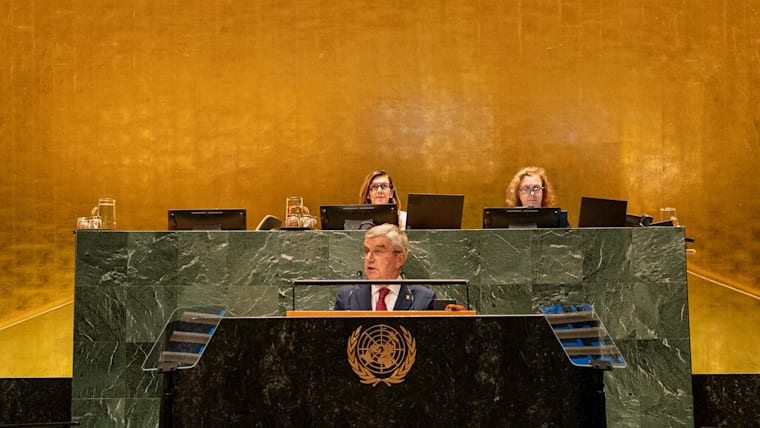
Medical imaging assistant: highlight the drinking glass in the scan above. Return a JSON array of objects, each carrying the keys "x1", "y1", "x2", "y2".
[
  {"x1": 286, "y1": 196, "x2": 303, "y2": 227},
  {"x1": 76, "y1": 217, "x2": 90, "y2": 230},
  {"x1": 301, "y1": 214, "x2": 317, "y2": 229},
  {"x1": 94, "y1": 198, "x2": 116, "y2": 230},
  {"x1": 88, "y1": 216, "x2": 102, "y2": 229},
  {"x1": 660, "y1": 207, "x2": 679, "y2": 226}
]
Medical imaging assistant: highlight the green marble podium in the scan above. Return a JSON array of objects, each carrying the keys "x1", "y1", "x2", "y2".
[{"x1": 72, "y1": 228, "x2": 691, "y2": 427}]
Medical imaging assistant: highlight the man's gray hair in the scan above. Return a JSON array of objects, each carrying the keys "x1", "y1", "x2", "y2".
[{"x1": 365, "y1": 223, "x2": 409, "y2": 255}]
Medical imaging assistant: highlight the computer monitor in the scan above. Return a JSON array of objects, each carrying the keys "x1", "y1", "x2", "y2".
[
  {"x1": 482, "y1": 207, "x2": 563, "y2": 229},
  {"x1": 578, "y1": 197, "x2": 628, "y2": 227},
  {"x1": 319, "y1": 204, "x2": 398, "y2": 230},
  {"x1": 168, "y1": 209, "x2": 247, "y2": 230},
  {"x1": 406, "y1": 193, "x2": 465, "y2": 229}
]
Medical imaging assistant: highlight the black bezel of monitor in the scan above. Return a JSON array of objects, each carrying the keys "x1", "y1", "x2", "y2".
[
  {"x1": 483, "y1": 207, "x2": 562, "y2": 229},
  {"x1": 319, "y1": 204, "x2": 398, "y2": 230},
  {"x1": 405, "y1": 193, "x2": 465, "y2": 230},
  {"x1": 578, "y1": 197, "x2": 628, "y2": 228},
  {"x1": 168, "y1": 209, "x2": 247, "y2": 231}
]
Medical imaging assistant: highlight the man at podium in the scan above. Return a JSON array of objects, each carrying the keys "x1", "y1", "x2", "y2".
[{"x1": 334, "y1": 224, "x2": 436, "y2": 310}]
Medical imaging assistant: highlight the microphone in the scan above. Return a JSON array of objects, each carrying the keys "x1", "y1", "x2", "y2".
[{"x1": 347, "y1": 286, "x2": 358, "y2": 311}]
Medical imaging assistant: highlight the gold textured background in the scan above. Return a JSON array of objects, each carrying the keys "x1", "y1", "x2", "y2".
[{"x1": 1, "y1": 1, "x2": 758, "y2": 375}]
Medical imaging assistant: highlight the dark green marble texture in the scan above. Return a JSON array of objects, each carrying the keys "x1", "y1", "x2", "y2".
[
  {"x1": 171, "y1": 316, "x2": 606, "y2": 427},
  {"x1": 73, "y1": 228, "x2": 692, "y2": 427}
]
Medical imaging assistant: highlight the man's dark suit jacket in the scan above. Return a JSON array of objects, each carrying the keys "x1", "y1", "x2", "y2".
[{"x1": 334, "y1": 284, "x2": 436, "y2": 310}]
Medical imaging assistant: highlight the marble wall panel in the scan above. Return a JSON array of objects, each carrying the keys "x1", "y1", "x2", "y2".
[
  {"x1": 126, "y1": 232, "x2": 179, "y2": 286},
  {"x1": 323, "y1": 230, "x2": 366, "y2": 279},
  {"x1": 584, "y1": 281, "x2": 690, "y2": 340},
  {"x1": 75, "y1": 231, "x2": 129, "y2": 286},
  {"x1": 124, "y1": 343, "x2": 161, "y2": 400},
  {"x1": 478, "y1": 230, "x2": 533, "y2": 284},
  {"x1": 71, "y1": 398, "x2": 125, "y2": 428},
  {"x1": 531, "y1": 229, "x2": 583, "y2": 285},
  {"x1": 174, "y1": 232, "x2": 233, "y2": 287},
  {"x1": 125, "y1": 398, "x2": 159, "y2": 428},
  {"x1": 635, "y1": 338, "x2": 693, "y2": 427},
  {"x1": 227, "y1": 230, "x2": 282, "y2": 286},
  {"x1": 277, "y1": 230, "x2": 330, "y2": 285},
  {"x1": 631, "y1": 227, "x2": 687, "y2": 283},
  {"x1": 581, "y1": 228, "x2": 633, "y2": 282},
  {"x1": 405, "y1": 230, "x2": 482, "y2": 282},
  {"x1": 72, "y1": 341, "x2": 125, "y2": 399},
  {"x1": 123, "y1": 286, "x2": 175, "y2": 343},
  {"x1": 530, "y1": 283, "x2": 586, "y2": 313},
  {"x1": 74, "y1": 286, "x2": 127, "y2": 343},
  {"x1": 73, "y1": 228, "x2": 691, "y2": 427},
  {"x1": 479, "y1": 283, "x2": 533, "y2": 314}
]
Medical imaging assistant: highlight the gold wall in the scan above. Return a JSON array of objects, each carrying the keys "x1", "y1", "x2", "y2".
[{"x1": 1, "y1": 1, "x2": 758, "y2": 373}]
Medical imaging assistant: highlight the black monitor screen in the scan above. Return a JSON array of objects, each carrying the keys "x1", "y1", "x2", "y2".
[
  {"x1": 483, "y1": 207, "x2": 563, "y2": 229},
  {"x1": 406, "y1": 193, "x2": 464, "y2": 229},
  {"x1": 168, "y1": 209, "x2": 247, "y2": 230},
  {"x1": 320, "y1": 204, "x2": 398, "y2": 230},
  {"x1": 578, "y1": 197, "x2": 627, "y2": 227}
]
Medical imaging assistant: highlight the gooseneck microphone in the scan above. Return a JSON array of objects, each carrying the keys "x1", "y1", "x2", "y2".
[{"x1": 346, "y1": 286, "x2": 358, "y2": 310}]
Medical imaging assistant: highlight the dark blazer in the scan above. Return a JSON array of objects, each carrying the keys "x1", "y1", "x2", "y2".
[{"x1": 334, "y1": 284, "x2": 436, "y2": 311}]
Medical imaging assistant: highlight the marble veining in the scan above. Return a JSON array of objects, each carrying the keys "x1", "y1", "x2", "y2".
[
  {"x1": 73, "y1": 228, "x2": 691, "y2": 427},
  {"x1": 171, "y1": 317, "x2": 605, "y2": 427}
]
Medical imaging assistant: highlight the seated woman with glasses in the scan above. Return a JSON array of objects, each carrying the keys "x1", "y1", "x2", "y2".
[
  {"x1": 505, "y1": 166, "x2": 557, "y2": 208},
  {"x1": 359, "y1": 169, "x2": 407, "y2": 229}
]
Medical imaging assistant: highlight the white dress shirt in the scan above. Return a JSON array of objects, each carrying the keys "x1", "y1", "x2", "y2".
[{"x1": 371, "y1": 283, "x2": 401, "y2": 311}]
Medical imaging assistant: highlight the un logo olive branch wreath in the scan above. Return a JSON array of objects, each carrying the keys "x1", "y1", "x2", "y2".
[{"x1": 347, "y1": 324, "x2": 416, "y2": 387}]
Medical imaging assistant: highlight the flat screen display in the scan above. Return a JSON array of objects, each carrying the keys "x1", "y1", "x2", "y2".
[
  {"x1": 482, "y1": 207, "x2": 563, "y2": 229},
  {"x1": 319, "y1": 204, "x2": 398, "y2": 230},
  {"x1": 168, "y1": 209, "x2": 247, "y2": 230},
  {"x1": 578, "y1": 197, "x2": 628, "y2": 227},
  {"x1": 406, "y1": 193, "x2": 464, "y2": 229}
]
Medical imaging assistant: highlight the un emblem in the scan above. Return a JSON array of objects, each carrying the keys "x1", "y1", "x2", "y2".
[{"x1": 347, "y1": 324, "x2": 416, "y2": 387}]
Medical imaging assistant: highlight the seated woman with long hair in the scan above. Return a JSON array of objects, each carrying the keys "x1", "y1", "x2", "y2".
[
  {"x1": 359, "y1": 169, "x2": 407, "y2": 229},
  {"x1": 505, "y1": 166, "x2": 557, "y2": 208}
]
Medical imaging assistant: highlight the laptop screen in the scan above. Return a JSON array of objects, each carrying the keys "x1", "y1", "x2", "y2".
[
  {"x1": 578, "y1": 197, "x2": 628, "y2": 227},
  {"x1": 406, "y1": 193, "x2": 464, "y2": 229}
]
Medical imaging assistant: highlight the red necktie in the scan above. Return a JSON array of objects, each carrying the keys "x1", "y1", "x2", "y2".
[{"x1": 376, "y1": 287, "x2": 390, "y2": 311}]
